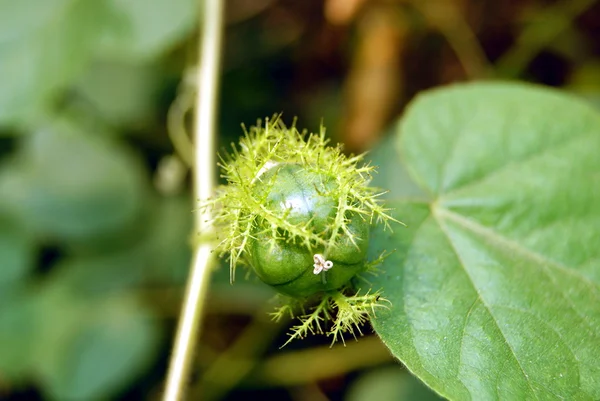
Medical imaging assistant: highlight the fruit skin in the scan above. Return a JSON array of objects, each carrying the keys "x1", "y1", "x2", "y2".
[
  {"x1": 206, "y1": 118, "x2": 396, "y2": 297},
  {"x1": 206, "y1": 118, "x2": 397, "y2": 345},
  {"x1": 248, "y1": 163, "x2": 370, "y2": 298},
  {"x1": 251, "y1": 163, "x2": 338, "y2": 233}
]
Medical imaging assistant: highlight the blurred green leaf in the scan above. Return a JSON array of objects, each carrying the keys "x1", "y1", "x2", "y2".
[
  {"x1": 0, "y1": 0, "x2": 109, "y2": 125},
  {"x1": 346, "y1": 366, "x2": 443, "y2": 401},
  {"x1": 370, "y1": 83, "x2": 600, "y2": 400},
  {"x1": 34, "y1": 286, "x2": 160, "y2": 401},
  {"x1": 144, "y1": 194, "x2": 193, "y2": 284},
  {"x1": 0, "y1": 119, "x2": 148, "y2": 242},
  {"x1": 74, "y1": 60, "x2": 163, "y2": 127},
  {"x1": 0, "y1": 293, "x2": 39, "y2": 380},
  {"x1": 50, "y1": 248, "x2": 149, "y2": 299},
  {"x1": 99, "y1": 0, "x2": 197, "y2": 60},
  {"x1": 0, "y1": 0, "x2": 196, "y2": 127},
  {"x1": 0, "y1": 216, "x2": 35, "y2": 298},
  {"x1": 48, "y1": 195, "x2": 193, "y2": 294}
]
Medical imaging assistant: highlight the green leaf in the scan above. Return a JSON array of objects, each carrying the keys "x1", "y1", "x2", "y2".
[
  {"x1": 34, "y1": 287, "x2": 160, "y2": 401},
  {"x1": 0, "y1": 216, "x2": 35, "y2": 298},
  {"x1": 0, "y1": 119, "x2": 148, "y2": 242},
  {"x1": 74, "y1": 60, "x2": 163, "y2": 127},
  {"x1": 50, "y1": 249, "x2": 150, "y2": 299},
  {"x1": 370, "y1": 83, "x2": 600, "y2": 400},
  {"x1": 47, "y1": 195, "x2": 194, "y2": 295},
  {"x1": 99, "y1": 0, "x2": 197, "y2": 60},
  {"x1": 144, "y1": 194, "x2": 193, "y2": 284},
  {"x1": 0, "y1": 0, "x2": 195, "y2": 126},
  {"x1": 0, "y1": 293, "x2": 39, "y2": 379},
  {"x1": 0, "y1": 0, "x2": 108, "y2": 125}
]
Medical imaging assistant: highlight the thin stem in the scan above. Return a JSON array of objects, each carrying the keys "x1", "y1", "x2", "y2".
[
  {"x1": 412, "y1": 0, "x2": 491, "y2": 79},
  {"x1": 496, "y1": 0, "x2": 597, "y2": 77},
  {"x1": 246, "y1": 335, "x2": 393, "y2": 386},
  {"x1": 435, "y1": 14, "x2": 491, "y2": 79},
  {"x1": 167, "y1": 85, "x2": 195, "y2": 167},
  {"x1": 193, "y1": 305, "x2": 288, "y2": 401},
  {"x1": 163, "y1": 0, "x2": 224, "y2": 400}
]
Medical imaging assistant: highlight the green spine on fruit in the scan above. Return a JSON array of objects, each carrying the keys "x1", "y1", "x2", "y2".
[{"x1": 205, "y1": 116, "x2": 395, "y2": 298}]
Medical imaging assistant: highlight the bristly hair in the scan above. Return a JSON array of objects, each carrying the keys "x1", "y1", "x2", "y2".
[
  {"x1": 275, "y1": 289, "x2": 390, "y2": 348},
  {"x1": 201, "y1": 114, "x2": 398, "y2": 282}
]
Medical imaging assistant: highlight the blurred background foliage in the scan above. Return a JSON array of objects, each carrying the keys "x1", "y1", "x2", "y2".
[{"x1": 0, "y1": 0, "x2": 599, "y2": 400}]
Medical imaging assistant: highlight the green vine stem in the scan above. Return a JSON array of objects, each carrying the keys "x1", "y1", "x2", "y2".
[
  {"x1": 249, "y1": 335, "x2": 393, "y2": 386},
  {"x1": 162, "y1": 0, "x2": 224, "y2": 400},
  {"x1": 496, "y1": 0, "x2": 596, "y2": 77}
]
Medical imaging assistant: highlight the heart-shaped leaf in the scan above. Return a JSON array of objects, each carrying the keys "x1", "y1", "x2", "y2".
[{"x1": 369, "y1": 83, "x2": 600, "y2": 400}]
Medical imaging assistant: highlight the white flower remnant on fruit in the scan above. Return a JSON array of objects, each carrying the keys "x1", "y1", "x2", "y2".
[{"x1": 313, "y1": 254, "x2": 333, "y2": 275}]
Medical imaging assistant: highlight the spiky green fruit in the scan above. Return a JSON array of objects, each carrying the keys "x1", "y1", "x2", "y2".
[
  {"x1": 248, "y1": 163, "x2": 369, "y2": 296},
  {"x1": 205, "y1": 116, "x2": 395, "y2": 299}
]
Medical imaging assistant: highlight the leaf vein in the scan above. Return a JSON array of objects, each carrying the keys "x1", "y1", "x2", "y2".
[
  {"x1": 435, "y1": 213, "x2": 541, "y2": 400},
  {"x1": 457, "y1": 296, "x2": 480, "y2": 400},
  {"x1": 440, "y1": 208, "x2": 600, "y2": 311}
]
